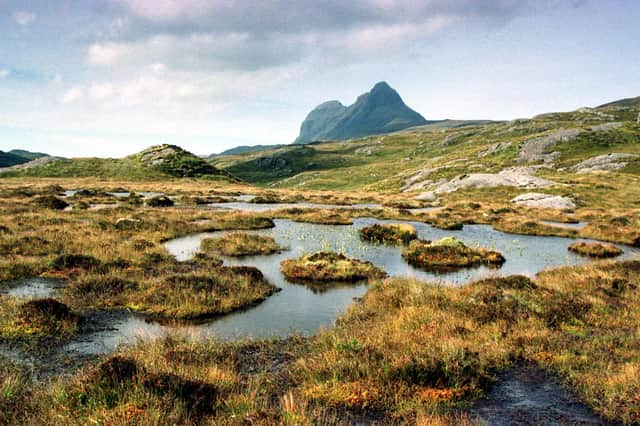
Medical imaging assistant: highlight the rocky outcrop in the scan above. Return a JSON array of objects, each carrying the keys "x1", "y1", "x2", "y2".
[
  {"x1": 511, "y1": 193, "x2": 576, "y2": 210},
  {"x1": 431, "y1": 167, "x2": 554, "y2": 194},
  {"x1": 135, "y1": 144, "x2": 224, "y2": 178},
  {"x1": 516, "y1": 129, "x2": 582, "y2": 164},
  {"x1": 294, "y1": 82, "x2": 427, "y2": 144},
  {"x1": 571, "y1": 153, "x2": 639, "y2": 173}
]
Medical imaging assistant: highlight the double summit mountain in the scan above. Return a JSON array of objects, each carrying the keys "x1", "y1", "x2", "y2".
[{"x1": 294, "y1": 81, "x2": 428, "y2": 144}]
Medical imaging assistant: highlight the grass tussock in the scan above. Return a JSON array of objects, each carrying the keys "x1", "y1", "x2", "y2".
[
  {"x1": 359, "y1": 223, "x2": 417, "y2": 245},
  {"x1": 402, "y1": 237, "x2": 505, "y2": 271},
  {"x1": 281, "y1": 252, "x2": 387, "y2": 283},
  {"x1": 568, "y1": 241, "x2": 623, "y2": 258},
  {"x1": 493, "y1": 217, "x2": 578, "y2": 238},
  {"x1": 201, "y1": 233, "x2": 284, "y2": 256},
  {"x1": 0, "y1": 297, "x2": 79, "y2": 339},
  {"x1": 106, "y1": 267, "x2": 278, "y2": 320}
]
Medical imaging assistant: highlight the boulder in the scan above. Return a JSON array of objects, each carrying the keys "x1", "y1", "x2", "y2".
[
  {"x1": 511, "y1": 193, "x2": 576, "y2": 210},
  {"x1": 433, "y1": 167, "x2": 553, "y2": 194},
  {"x1": 571, "y1": 153, "x2": 639, "y2": 173},
  {"x1": 414, "y1": 191, "x2": 437, "y2": 202}
]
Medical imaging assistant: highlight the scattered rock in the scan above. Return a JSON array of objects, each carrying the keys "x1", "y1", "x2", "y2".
[
  {"x1": 571, "y1": 153, "x2": 639, "y2": 173},
  {"x1": 433, "y1": 167, "x2": 553, "y2": 194},
  {"x1": 477, "y1": 142, "x2": 512, "y2": 157},
  {"x1": 511, "y1": 193, "x2": 576, "y2": 210},
  {"x1": 254, "y1": 156, "x2": 288, "y2": 170},
  {"x1": 401, "y1": 167, "x2": 442, "y2": 192}
]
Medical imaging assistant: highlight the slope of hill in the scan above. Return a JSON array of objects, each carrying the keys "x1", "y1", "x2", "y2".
[
  {"x1": 213, "y1": 144, "x2": 287, "y2": 156},
  {"x1": 294, "y1": 81, "x2": 428, "y2": 144},
  {"x1": 0, "y1": 149, "x2": 49, "y2": 167},
  {"x1": 213, "y1": 97, "x2": 640, "y2": 192},
  {"x1": 0, "y1": 144, "x2": 233, "y2": 180}
]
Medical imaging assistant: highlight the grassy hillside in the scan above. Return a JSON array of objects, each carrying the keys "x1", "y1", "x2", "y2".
[
  {"x1": 1, "y1": 144, "x2": 233, "y2": 181},
  {"x1": 213, "y1": 101, "x2": 640, "y2": 191}
]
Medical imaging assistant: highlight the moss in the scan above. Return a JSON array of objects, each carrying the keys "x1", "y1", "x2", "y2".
[{"x1": 281, "y1": 252, "x2": 387, "y2": 283}]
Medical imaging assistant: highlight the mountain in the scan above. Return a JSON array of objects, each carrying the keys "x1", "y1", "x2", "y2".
[
  {"x1": 0, "y1": 149, "x2": 49, "y2": 167},
  {"x1": 597, "y1": 96, "x2": 640, "y2": 109},
  {"x1": 294, "y1": 82, "x2": 428, "y2": 144}
]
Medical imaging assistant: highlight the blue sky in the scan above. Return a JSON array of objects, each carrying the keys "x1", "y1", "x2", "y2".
[{"x1": 1, "y1": 0, "x2": 638, "y2": 157}]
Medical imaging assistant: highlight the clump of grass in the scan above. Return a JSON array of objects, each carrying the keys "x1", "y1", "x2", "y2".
[
  {"x1": 201, "y1": 233, "x2": 284, "y2": 256},
  {"x1": 146, "y1": 195, "x2": 174, "y2": 207},
  {"x1": 281, "y1": 252, "x2": 387, "y2": 283},
  {"x1": 568, "y1": 241, "x2": 623, "y2": 258},
  {"x1": 207, "y1": 212, "x2": 275, "y2": 230},
  {"x1": 493, "y1": 217, "x2": 578, "y2": 237},
  {"x1": 127, "y1": 267, "x2": 279, "y2": 320},
  {"x1": 359, "y1": 223, "x2": 417, "y2": 245},
  {"x1": 50, "y1": 254, "x2": 102, "y2": 270},
  {"x1": 402, "y1": 237, "x2": 505, "y2": 271},
  {"x1": 0, "y1": 297, "x2": 79, "y2": 338},
  {"x1": 33, "y1": 195, "x2": 69, "y2": 210},
  {"x1": 289, "y1": 209, "x2": 353, "y2": 225},
  {"x1": 579, "y1": 221, "x2": 640, "y2": 247}
]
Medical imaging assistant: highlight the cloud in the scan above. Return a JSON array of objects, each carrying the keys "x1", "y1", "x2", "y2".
[
  {"x1": 13, "y1": 11, "x2": 36, "y2": 26},
  {"x1": 96, "y1": 1, "x2": 526, "y2": 73},
  {"x1": 0, "y1": 69, "x2": 9, "y2": 78},
  {"x1": 59, "y1": 63, "x2": 301, "y2": 110},
  {"x1": 60, "y1": 87, "x2": 84, "y2": 104}
]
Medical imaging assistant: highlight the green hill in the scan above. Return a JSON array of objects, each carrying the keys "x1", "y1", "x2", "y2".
[{"x1": 1, "y1": 144, "x2": 233, "y2": 180}]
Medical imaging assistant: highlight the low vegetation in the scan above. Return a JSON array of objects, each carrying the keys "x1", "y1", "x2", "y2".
[
  {"x1": 402, "y1": 237, "x2": 506, "y2": 271},
  {"x1": 0, "y1": 297, "x2": 79, "y2": 339},
  {"x1": 201, "y1": 233, "x2": 284, "y2": 256},
  {"x1": 568, "y1": 241, "x2": 623, "y2": 258},
  {"x1": 359, "y1": 223, "x2": 417, "y2": 245},
  {"x1": 281, "y1": 252, "x2": 387, "y2": 283}
]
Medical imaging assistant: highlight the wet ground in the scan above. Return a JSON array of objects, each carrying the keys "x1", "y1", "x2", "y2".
[{"x1": 471, "y1": 364, "x2": 607, "y2": 425}]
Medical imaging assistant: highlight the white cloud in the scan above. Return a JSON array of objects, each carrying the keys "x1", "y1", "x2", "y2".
[
  {"x1": 89, "y1": 83, "x2": 115, "y2": 101},
  {"x1": 88, "y1": 42, "x2": 131, "y2": 66},
  {"x1": 0, "y1": 69, "x2": 9, "y2": 78},
  {"x1": 60, "y1": 87, "x2": 84, "y2": 104},
  {"x1": 13, "y1": 11, "x2": 36, "y2": 26}
]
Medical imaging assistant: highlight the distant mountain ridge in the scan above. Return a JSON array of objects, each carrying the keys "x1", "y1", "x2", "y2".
[
  {"x1": 0, "y1": 149, "x2": 49, "y2": 167},
  {"x1": 294, "y1": 81, "x2": 428, "y2": 144}
]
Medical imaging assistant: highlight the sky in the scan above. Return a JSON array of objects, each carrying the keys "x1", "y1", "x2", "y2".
[{"x1": 0, "y1": 0, "x2": 639, "y2": 157}]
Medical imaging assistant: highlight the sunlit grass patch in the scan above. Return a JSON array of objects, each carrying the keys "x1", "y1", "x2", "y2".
[
  {"x1": 568, "y1": 241, "x2": 623, "y2": 258},
  {"x1": 201, "y1": 233, "x2": 284, "y2": 256},
  {"x1": 359, "y1": 223, "x2": 417, "y2": 245},
  {"x1": 281, "y1": 252, "x2": 387, "y2": 283},
  {"x1": 402, "y1": 237, "x2": 505, "y2": 271}
]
